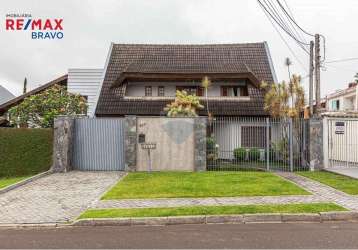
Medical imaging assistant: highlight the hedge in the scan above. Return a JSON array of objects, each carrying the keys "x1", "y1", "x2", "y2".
[{"x1": 0, "y1": 128, "x2": 53, "y2": 177}]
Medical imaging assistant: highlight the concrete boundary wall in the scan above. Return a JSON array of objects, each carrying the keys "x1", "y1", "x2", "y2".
[{"x1": 124, "y1": 116, "x2": 207, "y2": 172}]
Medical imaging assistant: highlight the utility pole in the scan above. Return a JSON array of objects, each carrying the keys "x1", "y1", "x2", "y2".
[
  {"x1": 309, "y1": 41, "x2": 314, "y2": 116},
  {"x1": 314, "y1": 34, "x2": 321, "y2": 114}
]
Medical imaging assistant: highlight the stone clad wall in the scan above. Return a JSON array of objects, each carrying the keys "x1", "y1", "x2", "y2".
[
  {"x1": 124, "y1": 116, "x2": 137, "y2": 172},
  {"x1": 194, "y1": 117, "x2": 207, "y2": 171},
  {"x1": 309, "y1": 118, "x2": 324, "y2": 170},
  {"x1": 52, "y1": 116, "x2": 75, "y2": 172}
]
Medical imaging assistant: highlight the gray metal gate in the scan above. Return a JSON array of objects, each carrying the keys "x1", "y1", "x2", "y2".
[
  {"x1": 327, "y1": 118, "x2": 358, "y2": 168},
  {"x1": 72, "y1": 118, "x2": 125, "y2": 171}
]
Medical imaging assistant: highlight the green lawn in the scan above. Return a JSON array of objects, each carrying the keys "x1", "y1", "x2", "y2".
[
  {"x1": 0, "y1": 176, "x2": 30, "y2": 189},
  {"x1": 298, "y1": 171, "x2": 358, "y2": 195},
  {"x1": 79, "y1": 203, "x2": 345, "y2": 219},
  {"x1": 102, "y1": 172, "x2": 309, "y2": 200}
]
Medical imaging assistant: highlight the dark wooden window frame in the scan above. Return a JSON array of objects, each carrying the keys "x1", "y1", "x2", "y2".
[
  {"x1": 176, "y1": 86, "x2": 204, "y2": 96},
  {"x1": 158, "y1": 86, "x2": 165, "y2": 96},
  {"x1": 241, "y1": 126, "x2": 271, "y2": 148},
  {"x1": 221, "y1": 86, "x2": 248, "y2": 97},
  {"x1": 145, "y1": 86, "x2": 152, "y2": 96}
]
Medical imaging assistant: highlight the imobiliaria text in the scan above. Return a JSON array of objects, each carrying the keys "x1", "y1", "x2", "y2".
[{"x1": 5, "y1": 14, "x2": 63, "y2": 39}]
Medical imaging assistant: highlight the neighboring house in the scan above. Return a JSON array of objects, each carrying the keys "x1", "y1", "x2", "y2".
[
  {"x1": 67, "y1": 68, "x2": 104, "y2": 116},
  {"x1": 325, "y1": 82, "x2": 358, "y2": 112},
  {"x1": 0, "y1": 85, "x2": 15, "y2": 105},
  {"x1": 0, "y1": 75, "x2": 67, "y2": 126},
  {"x1": 94, "y1": 43, "x2": 277, "y2": 117}
]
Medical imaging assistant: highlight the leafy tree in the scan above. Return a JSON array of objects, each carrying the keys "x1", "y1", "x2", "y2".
[
  {"x1": 261, "y1": 74, "x2": 305, "y2": 119},
  {"x1": 9, "y1": 84, "x2": 87, "y2": 128},
  {"x1": 164, "y1": 90, "x2": 204, "y2": 117},
  {"x1": 261, "y1": 74, "x2": 306, "y2": 166}
]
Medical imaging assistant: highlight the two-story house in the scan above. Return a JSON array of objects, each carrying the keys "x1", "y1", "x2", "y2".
[
  {"x1": 325, "y1": 82, "x2": 358, "y2": 112},
  {"x1": 94, "y1": 43, "x2": 277, "y2": 117}
]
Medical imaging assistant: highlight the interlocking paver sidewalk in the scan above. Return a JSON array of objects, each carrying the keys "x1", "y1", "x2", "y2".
[
  {"x1": 276, "y1": 172, "x2": 358, "y2": 210},
  {"x1": 0, "y1": 171, "x2": 125, "y2": 224}
]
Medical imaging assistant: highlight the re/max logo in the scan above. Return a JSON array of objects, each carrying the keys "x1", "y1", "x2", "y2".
[
  {"x1": 5, "y1": 17, "x2": 64, "y2": 39},
  {"x1": 6, "y1": 19, "x2": 63, "y2": 30}
]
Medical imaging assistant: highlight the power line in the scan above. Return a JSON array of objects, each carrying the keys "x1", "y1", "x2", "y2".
[
  {"x1": 259, "y1": 2, "x2": 308, "y2": 73},
  {"x1": 325, "y1": 57, "x2": 358, "y2": 64},
  {"x1": 275, "y1": 0, "x2": 308, "y2": 44},
  {"x1": 259, "y1": 0, "x2": 310, "y2": 55},
  {"x1": 264, "y1": 0, "x2": 303, "y2": 42},
  {"x1": 258, "y1": 0, "x2": 310, "y2": 48},
  {"x1": 276, "y1": 0, "x2": 315, "y2": 37}
]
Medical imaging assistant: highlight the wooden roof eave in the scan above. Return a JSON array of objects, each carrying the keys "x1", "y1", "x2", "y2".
[{"x1": 111, "y1": 72, "x2": 261, "y2": 89}]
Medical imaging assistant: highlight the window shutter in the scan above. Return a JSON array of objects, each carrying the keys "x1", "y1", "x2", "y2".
[
  {"x1": 197, "y1": 87, "x2": 204, "y2": 96},
  {"x1": 221, "y1": 86, "x2": 227, "y2": 96}
]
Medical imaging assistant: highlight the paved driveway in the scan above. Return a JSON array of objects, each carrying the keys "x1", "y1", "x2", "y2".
[{"x1": 0, "y1": 171, "x2": 125, "y2": 224}]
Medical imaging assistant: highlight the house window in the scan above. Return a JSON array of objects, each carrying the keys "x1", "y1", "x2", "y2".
[
  {"x1": 145, "y1": 86, "x2": 152, "y2": 96},
  {"x1": 176, "y1": 86, "x2": 203, "y2": 96},
  {"x1": 221, "y1": 86, "x2": 248, "y2": 97},
  {"x1": 331, "y1": 100, "x2": 340, "y2": 111},
  {"x1": 158, "y1": 86, "x2": 165, "y2": 96},
  {"x1": 241, "y1": 126, "x2": 268, "y2": 148}
]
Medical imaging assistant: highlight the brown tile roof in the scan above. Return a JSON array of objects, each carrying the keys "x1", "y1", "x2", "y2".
[
  {"x1": 96, "y1": 43, "x2": 275, "y2": 116},
  {"x1": 0, "y1": 74, "x2": 67, "y2": 115}
]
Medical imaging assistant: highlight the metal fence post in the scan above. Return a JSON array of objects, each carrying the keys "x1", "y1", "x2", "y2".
[
  {"x1": 266, "y1": 117, "x2": 270, "y2": 171},
  {"x1": 289, "y1": 118, "x2": 294, "y2": 172}
]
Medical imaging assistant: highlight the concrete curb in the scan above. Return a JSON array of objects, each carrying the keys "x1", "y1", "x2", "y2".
[
  {"x1": 0, "y1": 171, "x2": 52, "y2": 195},
  {"x1": 72, "y1": 211, "x2": 358, "y2": 227}
]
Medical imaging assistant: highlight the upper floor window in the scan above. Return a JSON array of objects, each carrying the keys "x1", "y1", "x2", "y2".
[
  {"x1": 176, "y1": 86, "x2": 203, "y2": 96},
  {"x1": 158, "y1": 86, "x2": 165, "y2": 96},
  {"x1": 145, "y1": 86, "x2": 152, "y2": 96},
  {"x1": 221, "y1": 86, "x2": 248, "y2": 97},
  {"x1": 331, "y1": 100, "x2": 340, "y2": 111}
]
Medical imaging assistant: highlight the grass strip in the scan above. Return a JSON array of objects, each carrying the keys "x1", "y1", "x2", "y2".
[
  {"x1": 0, "y1": 176, "x2": 30, "y2": 189},
  {"x1": 79, "y1": 203, "x2": 345, "y2": 219},
  {"x1": 298, "y1": 171, "x2": 358, "y2": 195}
]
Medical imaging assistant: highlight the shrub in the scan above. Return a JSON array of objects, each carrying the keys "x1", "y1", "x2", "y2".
[
  {"x1": 233, "y1": 148, "x2": 247, "y2": 161},
  {"x1": 248, "y1": 148, "x2": 261, "y2": 161},
  {"x1": 207, "y1": 136, "x2": 218, "y2": 164},
  {"x1": 0, "y1": 128, "x2": 53, "y2": 177}
]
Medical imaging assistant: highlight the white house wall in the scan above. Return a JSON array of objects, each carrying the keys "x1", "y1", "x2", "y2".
[
  {"x1": 213, "y1": 121, "x2": 281, "y2": 160},
  {"x1": 125, "y1": 80, "x2": 246, "y2": 97},
  {"x1": 67, "y1": 68, "x2": 103, "y2": 117}
]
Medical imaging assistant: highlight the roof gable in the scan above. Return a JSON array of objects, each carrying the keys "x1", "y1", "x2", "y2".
[{"x1": 96, "y1": 42, "x2": 276, "y2": 116}]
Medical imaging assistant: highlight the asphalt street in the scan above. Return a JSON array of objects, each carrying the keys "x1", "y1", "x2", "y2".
[{"x1": 1, "y1": 222, "x2": 358, "y2": 249}]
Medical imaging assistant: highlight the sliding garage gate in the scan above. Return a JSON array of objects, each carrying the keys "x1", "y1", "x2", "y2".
[{"x1": 72, "y1": 118, "x2": 125, "y2": 171}]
